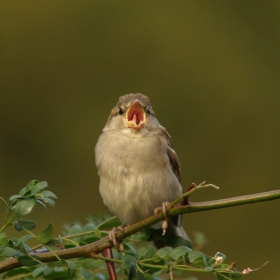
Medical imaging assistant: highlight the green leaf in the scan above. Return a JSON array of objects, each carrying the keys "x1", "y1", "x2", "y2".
[
  {"x1": 22, "y1": 190, "x2": 32, "y2": 198},
  {"x1": 10, "y1": 204, "x2": 16, "y2": 210},
  {"x1": 8, "y1": 195, "x2": 22, "y2": 202},
  {"x1": 45, "y1": 238, "x2": 63, "y2": 248},
  {"x1": 67, "y1": 223, "x2": 83, "y2": 236},
  {"x1": 81, "y1": 268, "x2": 92, "y2": 279},
  {"x1": 0, "y1": 233, "x2": 8, "y2": 247},
  {"x1": 35, "y1": 199, "x2": 47, "y2": 210},
  {"x1": 215, "y1": 268, "x2": 241, "y2": 280},
  {"x1": 32, "y1": 267, "x2": 44, "y2": 278},
  {"x1": 37, "y1": 190, "x2": 57, "y2": 199},
  {"x1": 93, "y1": 229, "x2": 102, "y2": 238},
  {"x1": 136, "y1": 270, "x2": 146, "y2": 280},
  {"x1": 144, "y1": 246, "x2": 156, "y2": 258},
  {"x1": 215, "y1": 272, "x2": 234, "y2": 280},
  {"x1": 18, "y1": 181, "x2": 35, "y2": 195},
  {"x1": 49, "y1": 270, "x2": 68, "y2": 279},
  {"x1": 3, "y1": 247, "x2": 21, "y2": 257},
  {"x1": 127, "y1": 261, "x2": 136, "y2": 280},
  {"x1": 82, "y1": 222, "x2": 99, "y2": 243},
  {"x1": 17, "y1": 255, "x2": 41, "y2": 266},
  {"x1": 97, "y1": 216, "x2": 122, "y2": 230},
  {"x1": 37, "y1": 223, "x2": 54, "y2": 243},
  {"x1": 123, "y1": 243, "x2": 136, "y2": 256},
  {"x1": 18, "y1": 241, "x2": 31, "y2": 253},
  {"x1": 14, "y1": 221, "x2": 22, "y2": 231},
  {"x1": 28, "y1": 180, "x2": 39, "y2": 187},
  {"x1": 17, "y1": 220, "x2": 36, "y2": 230},
  {"x1": 152, "y1": 247, "x2": 172, "y2": 262},
  {"x1": 41, "y1": 197, "x2": 55, "y2": 207},
  {"x1": 82, "y1": 259, "x2": 105, "y2": 270},
  {"x1": 61, "y1": 260, "x2": 76, "y2": 279},
  {"x1": 122, "y1": 254, "x2": 136, "y2": 270},
  {"x1": 15, "y1": 198, "x2": 36, "y2": 218},
  {"x1": 188, "y1": 251, "x2": 206, "y2": 262},
  {"x1": 130, "y1": 232, "x2": 150, "y2": 242},
  {"x1": 30, "y1": 181, "x2": 48, "y2": 195},
  {"x1": 43, "y1": 265, "x2": 54, "y2": 276},
  {"x1": 122, "y1": 255, "x2": 136, "y2": 280},
  {"x1": 169, "y1": 246, "x2": 192, "y2": 261},
  {"x1": 19, "y1": 185, "x2": 28, "y2": 196},
  {"x1": 95, "y1": 273, "x2": 107, "y2": 280},
  {"x1": 229, "y1": 271, "x2": 242, "y2": 280},
  {"x1": 67, "y1": 261, "x2": 76, "y2": 279},
  {"x1": 2, "y1": 267, "x2": 32, "y2": 278},
  {"x1": 188, "y1": 251, "x2": 208, "y2": 268},
  {"x1": 53, "y1": 266, "x2": 65, "y2": 273},
  {"x1": 8, "y1": 238, "x2": 18, "y2": 248},
  {"x1": 83, "y1": 221, "x2": 97, "y2": 231}
]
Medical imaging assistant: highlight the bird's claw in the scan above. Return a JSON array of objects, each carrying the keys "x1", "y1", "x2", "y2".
[
  {"x1": 154, "y1": 201, "x2": 170, "y2": 219},
  {"x1": 154, "y1": 201, "x2": 170, "y2": 236},
  {"x1": 108, "y1": 226, "x2": 125, "y2": 252}
]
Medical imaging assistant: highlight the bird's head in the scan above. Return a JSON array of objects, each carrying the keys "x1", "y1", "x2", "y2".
[{"x1": 104, "y1": 93, "x2": 160, "y2": 133}]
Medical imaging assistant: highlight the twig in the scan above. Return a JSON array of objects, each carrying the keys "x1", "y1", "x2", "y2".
[{"x1": 0, "y1": 189, "x2": 279, "y2": 274}]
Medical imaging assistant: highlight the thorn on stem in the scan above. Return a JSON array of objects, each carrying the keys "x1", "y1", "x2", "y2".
[{"x1": 181, "y1": 183, "x2": 196, "y2": 205}]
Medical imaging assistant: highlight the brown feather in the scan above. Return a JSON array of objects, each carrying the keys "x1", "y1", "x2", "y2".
[
  {"x1": 156, "y1": 127, "x2": 181, "y2": 183},
  {"x1": 155, "y1": 126, "x2": 186, "y2": 233}
]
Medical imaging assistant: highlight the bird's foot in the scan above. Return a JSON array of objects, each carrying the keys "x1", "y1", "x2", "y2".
[
  {"x1": 154, "y1": 201, "x2": 170, "y2": 236},
  {"x1": 108, "y1": 225, "x2": 126, "y2": 252}
]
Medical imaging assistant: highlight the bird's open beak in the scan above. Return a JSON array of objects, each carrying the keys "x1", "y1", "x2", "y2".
[{"x1": 126, "y1": 100, "x2": 146, "y2": 129}]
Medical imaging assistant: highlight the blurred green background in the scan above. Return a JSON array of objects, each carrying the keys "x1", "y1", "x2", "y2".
[{"x1": 1, "y1": 1, "x2": 280, "y2": 279}]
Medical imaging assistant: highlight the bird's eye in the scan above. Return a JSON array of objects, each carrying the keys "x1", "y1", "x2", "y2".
[
  {"x1": 119, "y1": 108, "x2": 124, "y2": 115},
  {"x1": 147, "y1": 107, "x2": 151, "y2": 114}
]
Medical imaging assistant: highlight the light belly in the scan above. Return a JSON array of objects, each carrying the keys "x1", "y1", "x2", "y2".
[
  {"x1": 100, "y1": 158, "x2": 182, "y2": 224},
  {"x1": 96, "y1": 132, "x2": 182, "y2": 225}
]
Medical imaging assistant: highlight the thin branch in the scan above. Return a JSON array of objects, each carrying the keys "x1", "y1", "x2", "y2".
[{"x1": 0, "y1": 189, "x2": 279, "y2": 274}]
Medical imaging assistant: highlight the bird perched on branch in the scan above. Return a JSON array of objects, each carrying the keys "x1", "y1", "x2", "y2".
[{"x1": 95, "y1": 93, "x2": 189, "y2": 247}]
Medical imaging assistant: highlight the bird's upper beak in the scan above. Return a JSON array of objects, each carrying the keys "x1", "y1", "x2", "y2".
[{"x1": 126, "y1": 100, "x2": 146, "y2": 129}]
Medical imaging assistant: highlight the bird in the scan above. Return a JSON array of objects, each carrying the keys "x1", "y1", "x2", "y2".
[{"x1": 95, "y1": 93, "x2": 189, "y2": 247}]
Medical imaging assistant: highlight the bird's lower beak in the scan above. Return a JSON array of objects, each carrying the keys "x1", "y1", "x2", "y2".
[{"x1": 126, "y1": 100, "x2": 146, "y2": 129}]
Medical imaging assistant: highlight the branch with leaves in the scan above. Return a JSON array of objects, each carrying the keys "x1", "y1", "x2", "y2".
[{"x1": 0, "y1": 180, "x2": 279, "y2": 280}]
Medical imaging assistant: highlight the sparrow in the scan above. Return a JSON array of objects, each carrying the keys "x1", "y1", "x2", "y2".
[{"x1": 95, "y1": 93, "x2": 189, "y2": 247}]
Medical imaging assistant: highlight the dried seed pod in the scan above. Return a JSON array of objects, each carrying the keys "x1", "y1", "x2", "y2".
[
  {"x1": 119, "y1": 242, "x2": 124, "y2": 253},
  {"x1": 162, "y1": 219, "x2": 168, "y2": 236}
]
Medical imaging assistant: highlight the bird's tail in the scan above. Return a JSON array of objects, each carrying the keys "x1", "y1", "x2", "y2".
[
  {"x1": 150, "y1": 215, "x2": 192, "y2": 249},
  {"x1": 168, "y1": 215, "x2": 189, "y2": 240}
]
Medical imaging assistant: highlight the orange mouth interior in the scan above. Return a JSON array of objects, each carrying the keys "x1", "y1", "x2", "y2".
[{"x1": 126, "y1": 101, "x2": 146, "y2": 129}]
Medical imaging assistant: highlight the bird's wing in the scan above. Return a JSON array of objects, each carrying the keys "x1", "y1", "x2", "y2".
[{"x1": 156, "y1": 126, "x2": 181, "y2": 183}]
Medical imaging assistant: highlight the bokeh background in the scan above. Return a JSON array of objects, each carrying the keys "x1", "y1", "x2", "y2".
[{"x1": 1, "y1": 1, "x2": 280, "y2": 279}]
